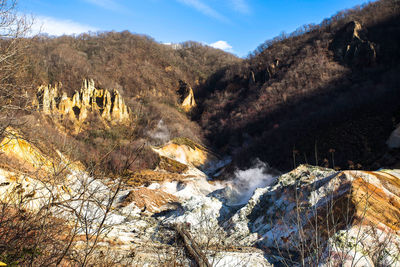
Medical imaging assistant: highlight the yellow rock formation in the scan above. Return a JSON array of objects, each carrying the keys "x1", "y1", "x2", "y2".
[
  {"x1": 0, "y1": 127, "x2": 54, "y2": 171},
  {"x1": 153, "y1": 138, "x2": 216, "y2": 169},
  {"x1": 0, "y1": 127, "x2": 83, "y2": 174},
  {"x1": 35, "y1": 79, "x2": 131, "y2": 125},
  {"x1": 344, "y1": 169, "x2": 400, "y2": 232},
  {"x1": 331, "y1": 20, "x2": 376, "y2": 65},
  {"x1": 181, "y1": 86, "x2": 196, "y2": 112}
]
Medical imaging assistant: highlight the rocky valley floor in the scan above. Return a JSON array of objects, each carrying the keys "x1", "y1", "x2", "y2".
[
  {"x1": 0, "y1": 1, "x2": 399, "y2": 266},
  {"x1": 1, "y1": 127, "x2": 400, "y2": 266}
]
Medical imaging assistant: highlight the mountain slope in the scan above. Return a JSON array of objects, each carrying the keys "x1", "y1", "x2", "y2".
[
  {"x1": 4, "y1": 33, "x2": 240, "y2": 175},
  {"x1": 2, "y1": 0, "x2": 400, "y2": 265},
  {"x1": 195, "y1": 0, "x2": 400, "y2": 172}
]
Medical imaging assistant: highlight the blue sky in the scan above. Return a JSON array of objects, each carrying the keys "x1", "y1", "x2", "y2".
[{"x1": 21, "y1": 0, "x2": 373, "y2": 57}]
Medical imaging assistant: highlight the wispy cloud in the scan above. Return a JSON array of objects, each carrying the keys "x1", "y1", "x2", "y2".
[
  {"x1": 176, "y1": 0, "x2": 229, "y2": 22},
  {"x1": 209, "y1": 40, "x2": 233, "y2": 52},
  {"x1": 30, "y1": 16, "x2": 98, "y2": 36},
  {"x1": 83, "y1": 0, "x2": 123, "y2": 11},
  {"x1": 230, "y1": 0, "x2": 250, "y2": 14}
]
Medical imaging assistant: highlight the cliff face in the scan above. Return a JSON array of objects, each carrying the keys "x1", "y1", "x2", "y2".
[
  {"x1": 35, "y1": 79, "x2": 131, "y2": 125},
  {"x1": 0, "y1": 127, "x2": 83, "y2": 175},
  {"x1": 229, "y1": 165, "x2": 400, "y2": 265},
  {"x1": 330, "y1": 20, "x2": 376, "y2": 66},
  {"x1": 181, "y1": 87, "x2": 196, "y2": 112},
  {"x1": 167, "y1": 165, "x2": 400, "y2": 266},
  {"x1": 177, "y1": 80, "x2": 197, "y2": 112},
  {"x1": 153, "y1": 137, "x2": 218, "y2": 171},
  {"x1": 0, "y1": 127, "x2": 53, "y2": 171}
]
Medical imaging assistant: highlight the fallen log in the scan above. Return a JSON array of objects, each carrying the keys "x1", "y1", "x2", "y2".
[{"x1": 174, "y1": 223, "x2": 211, "y2": 267}]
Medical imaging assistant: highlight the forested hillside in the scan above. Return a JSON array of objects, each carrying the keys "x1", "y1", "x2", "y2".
[
  {"x1": 195, "y1": 0, "x2": 400, "y2": 171},
  {"x1": 22, "y1": 34, "x2": 239, "y2": 99},
  {"x1": 2, "y1": 0, "x2": 400, "y2": 175},
  {"x1": 1, "y1": 31, "x2": 239, "y2": 175},
  {"x1": 2, "y1": 1, "x2": 400, "y2": 265}
]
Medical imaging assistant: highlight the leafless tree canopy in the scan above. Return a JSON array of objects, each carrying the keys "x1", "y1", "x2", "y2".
[{"x1": 195, "y1": 0, "x2": 400, "y2": 172}]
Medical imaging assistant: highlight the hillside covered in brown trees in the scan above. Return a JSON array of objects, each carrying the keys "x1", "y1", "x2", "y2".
[
  {"x1": 2, "y1": 0, "x2": 400, "y2": 265},
  {"x1": 2, "y1": 0, "x2": 400, "y2": 175},
  {"x1": 1, "y1": 32, "x2": 239, "y2": 175},
  {"x1": 194, "y1": 0, "x2": 400, "y2": 172}
]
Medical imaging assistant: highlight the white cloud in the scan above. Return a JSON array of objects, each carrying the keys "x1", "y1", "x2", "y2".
[
  {"x1": 83, "y1": 0, "x2": 123, "y2": 11},
  {"x1": 230, "y1": 0, "x2": 250, "y2": 14},
  {"x1": 176, "y1": 0, "x2": 229, "y2": 22},
  {"x1": 209, "y1": 40, "x2": 233, "y2": 52},
  {"x1": 30, "y1": 16, "x2": 98, "y2": 36}
]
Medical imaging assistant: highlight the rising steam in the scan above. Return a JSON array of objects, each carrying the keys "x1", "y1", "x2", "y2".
[
  {"x1": 224, "y1": 159, "x2": 277, "y2": 205},
  {"x1": 158, "y1": 158, "x2": 277, "y2": 206},
  {"x1": 147, "y1": 119, "x2": 170, "y2": 144}
]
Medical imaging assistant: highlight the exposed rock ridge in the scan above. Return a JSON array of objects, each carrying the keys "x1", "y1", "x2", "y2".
[
  {"x1": 35, "y1": 79, "x2": 131, "y2": 124},
  {"x1": 0, "y1": 127, "x2": 55, "y2": 171},
  {"x1": 0, "y1": 127, "x2": 83, "y2": 175},
  {"x1": 181, "y1": 87, "x2": 196, "y2": 112},
  {"x1": 177, "y1": 80, "x2": 196, "y2": 112},
  {"x1": 331, "y1": 20, "x2": 376, "y2": 66},
  {"x1": 222, "y1": 165, "x2": 400, "y2": 265},
  {"x1": 153, "y1": 137, "x2": 219, "y2": 171},
  {"x1": 265, "y1": 59, "x2": 279, "y2": 81}
]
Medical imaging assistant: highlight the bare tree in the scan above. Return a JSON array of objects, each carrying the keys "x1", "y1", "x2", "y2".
[{"x1": 0, "y1": 0, "x2": 33, "y2": 135}]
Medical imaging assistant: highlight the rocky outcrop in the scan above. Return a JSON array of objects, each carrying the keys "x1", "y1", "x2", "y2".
[
  {"x1": 330, "y1": 20, "x2": 376, "y2": 66},
  {"x1": 181, "y1": 87, "x2": 196, "y2": 112},
  {"x1": 0, "y1": 141, "x2": 268, "y2": 265},
  {"x1": 387, "y1": 125, "x2": 400, "y2": 148},
  {"x1": 120, "y1": 187, "x2": 178, "y2": 213},
  {"x1": 4, "y1": 125, "x2": 400, "y2": 265},
  {"x1": 0, "y1": 127, "x2": 54, "y2": 171},
  {"x1": 0, "y1": 127, "x2": 83, "y2": 174},
  {"x1": 0, "y1": 168, "x2": 60, "y2": 210},
  {"x1": 265, "y1": 59, "x2": 279, "y2": 81},
  {"x1": 177, "y1": 80, "x2": 196, "y2": 112},
  {"x1": 153, "y1": 137, "x2": 218, "y2": 171},
  {"x1": 125, "y1": 169, "x2": 191, "y2": 187},
  {"x1": 222, "y1": 165, "x2": 400, "y2": 265},
  {"x1": 35, "y1": 79, "x2": 131, "y2": 125},
  {"x1": 163, "y1": 164, "x2": 400, "y2": 265}
]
